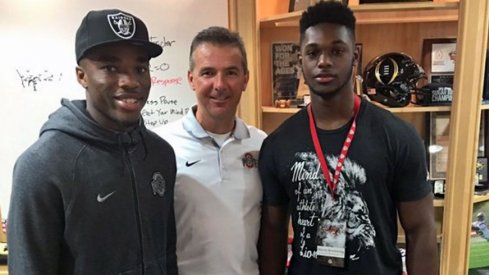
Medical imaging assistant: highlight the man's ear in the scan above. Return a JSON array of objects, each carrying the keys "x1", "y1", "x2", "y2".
[
  {"x1": 187, "y1": 70, "x2": 195, "y2": 91},
  {"x1": 353, "y1": 45, "x2": 360, "y2": 67},
  {"x1": 76, "y1": 66, "x2": 88, "y2": 89},
  {"x1": 242, "y1": 70, "x2": 249, "y2": 92}
]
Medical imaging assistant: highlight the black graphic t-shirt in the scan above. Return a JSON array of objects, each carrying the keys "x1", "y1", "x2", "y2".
[{"x1": 259, "y1": 99, "x2": 431, "y2": 275}]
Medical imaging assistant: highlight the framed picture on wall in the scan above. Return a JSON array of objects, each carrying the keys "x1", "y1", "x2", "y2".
[
  {"x1": 289, "y1": 0, "x2": 348, "y2": 12},
  {"x1": 468, "y1": 199, "x2": 489, "y2": 271},
  {"x1": 427, "y1": 112, "x2": 450, "y2": 179},
  {"x1": 271, "y1": 42, "x2": 300, "y2": 107},
  {"x1": 427, "y1": 111, "x2": 486, "y2": 180},
  {"x1": 360, "y1": 0, "x2": 431, "y2": 3},
  {"x1": 355, "y1": 43, "x2": 363, "y2": 76},
  {"x1": 289, "y1": 0, "x2": 312, "y2": 12},
  {"x1": 354, "y1": 43, "x2": 363, "y2": 96},
  {"x1": 422, "y1": 38, "x2": 457, "y2": 86}
]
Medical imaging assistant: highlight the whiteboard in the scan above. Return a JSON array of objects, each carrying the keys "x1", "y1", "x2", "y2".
[{"x1": 0, "y1": 0, "x2": 228, "y2": 215}]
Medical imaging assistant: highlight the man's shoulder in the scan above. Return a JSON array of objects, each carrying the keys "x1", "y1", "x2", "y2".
[
  {"x1": 145, "y1": 128, "x2": 175, "y2": 150},
  {"x1": 244, "y1": 123, "x2": 267, "y2": 140},
  {"x1": 267, "y1": 108, "x2": 307, "y2": 138},
  {"x1": 24, "y1": 130, "x2": 82, "y2": 159},
  {"x1": 362, "y1": 100, "x2": 417, "y2": 133}
]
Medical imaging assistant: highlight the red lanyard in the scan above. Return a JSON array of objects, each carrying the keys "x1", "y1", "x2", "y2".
[{"x1": 307, "y1": 96, "x2": 360, "y2": 200}]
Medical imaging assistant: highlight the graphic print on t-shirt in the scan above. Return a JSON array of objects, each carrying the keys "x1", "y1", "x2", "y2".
[{"x1": 291, "y1": 151, "x2": 376, "y2": 261}]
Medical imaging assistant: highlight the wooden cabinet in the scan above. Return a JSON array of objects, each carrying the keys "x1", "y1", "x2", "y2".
[
  {"x1": 258, "y1": 1, "x2": 459, "y2": 132},
  {"x1": 232, "y1": 0, "x2": 489, "y2": 274}
]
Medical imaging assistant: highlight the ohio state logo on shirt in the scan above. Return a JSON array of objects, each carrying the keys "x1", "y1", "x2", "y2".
[
  {"x1": 241, "y1": 152, "x2": 258, "y2": 169},
  {"x1": 151, "y1": 172, "x2": 166, "y2": 197}
]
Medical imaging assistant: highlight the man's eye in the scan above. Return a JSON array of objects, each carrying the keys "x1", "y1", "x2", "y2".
[
  {"x1": 102, "y1": 65, "x2": 117, "y2": 72},
  {"x1": 332, "y1": 49, "x2": 345, "y2": 56},
  {"x1": 137, "y1": 66, "x2": 149, "y2": 74},
  {"x1": 201, "y1": 71, "x2": 214, "y2": 77},
  {"x1": 306, "y1": 50, "x2": 318, "y2": 58}
]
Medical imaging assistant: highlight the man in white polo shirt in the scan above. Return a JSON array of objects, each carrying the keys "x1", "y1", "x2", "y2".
[{"x1": 154, "y1": 26, "x2": 266, "y2": 275}]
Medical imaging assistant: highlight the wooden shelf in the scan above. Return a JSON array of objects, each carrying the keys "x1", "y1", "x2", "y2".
[
  {"x1": 375, "y1": 104, "x2": 451, "y2": 113},
  {"x1": 473, "y1": 192, "x2": 489, "y2": 203},
  {"x1": 397, "y1": 233, "x2": 443, "y2": 244},
  {"x1": 262, "y1": 104, "x2": 451, "y2": 114},
  {"x1": 434, "y1": 198, "x2": 445, "y2": 207},
  {"x1": 260, "y1": 2, "x2": 459, "y2": 28},
  {"x1": 262, "y1": 106, "x2": 301, "y2": 114},
  {"x1": 433, "y1": 193, "x2": 489, "y2": 207}
]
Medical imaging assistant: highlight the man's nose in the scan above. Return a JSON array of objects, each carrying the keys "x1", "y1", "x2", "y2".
[
  {"x1": 318, "y1": 52, "x2": 332, "y2": 67},
  {"x1": 119, "y1": 72, "x2": 141, "y2": 89},
  {"x1": 213, "y1": 73, "x2": 226, "y2": 91}
]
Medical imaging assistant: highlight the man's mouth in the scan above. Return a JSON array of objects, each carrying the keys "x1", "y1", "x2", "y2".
[
  {"x1": 315, "y1": 74, "x2": 335, "y2": 84},
  {"x1": 115, "y1": 96, "x2": 144, "y2": 112}
]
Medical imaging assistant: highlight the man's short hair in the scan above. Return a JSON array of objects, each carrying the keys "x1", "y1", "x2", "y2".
[
  {"x1": 299, "y1": 1, "x2": 356, "y2": 44},
  {"x1": 189, "y1": 26, "x2": 248, "y2": 72}
]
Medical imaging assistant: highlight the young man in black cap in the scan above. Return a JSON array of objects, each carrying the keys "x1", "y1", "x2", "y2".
[
  {"x1": 258, "y1": 2, "x2": 438, "y2": 275},
  {"x1": 7, "y1": 9, "x2": 178, "y2": 275}
]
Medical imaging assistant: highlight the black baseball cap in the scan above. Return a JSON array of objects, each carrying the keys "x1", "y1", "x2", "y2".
[{"x1": 75, "y1": 9, "x2": 163, "y2": 63}]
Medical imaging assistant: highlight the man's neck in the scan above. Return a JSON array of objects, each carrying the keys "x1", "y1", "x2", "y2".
[
  {"x1": 310, "y1": 91, "x2": 356, "y2": 130},
  {"x1": 196, "y1": 113, "x2": 235, "y2": 134}
]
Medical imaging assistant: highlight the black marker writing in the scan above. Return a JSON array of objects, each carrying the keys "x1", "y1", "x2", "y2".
[
  {"x1": 16, "y1": 69, "x2": 63, "y2": 92},
  {"x1": 150, "y1": 36, "x2": 176, "y2": 53}
]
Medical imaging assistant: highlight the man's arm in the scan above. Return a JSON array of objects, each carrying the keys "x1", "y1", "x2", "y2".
[
  {"x1": 166, "y1": 153, "x2": 178, "y2": 275},
  {"x1": 166, "y1": 196, "x2": 178, "y2": 275},
  {"x1": 258, "y1": 205, "x2": 289, "y2": 275},
  {"x1": 8, "y1": 154, "x2": 63, "y2": 275},
  {"x1": 398, "y1": 193, "x2": 438, "y2": 275}
]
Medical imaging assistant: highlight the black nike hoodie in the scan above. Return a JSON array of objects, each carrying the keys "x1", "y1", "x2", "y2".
[{"x1": 8, "y1": 99, "x2": 178, "y2": 275}]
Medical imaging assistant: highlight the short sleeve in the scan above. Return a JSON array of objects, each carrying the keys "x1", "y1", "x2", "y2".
[{"x1": 259, "y1": 135, "x2": 290, "y2": 206}]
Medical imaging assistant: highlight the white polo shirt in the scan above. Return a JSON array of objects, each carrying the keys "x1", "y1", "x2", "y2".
[{"x1": 154, "y1": 107, "x2": 266, "y2": 275}]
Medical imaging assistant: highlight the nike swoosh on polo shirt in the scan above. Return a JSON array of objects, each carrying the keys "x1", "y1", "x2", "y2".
[{"x1": 185, "y1": 160, "x2": 200, "y2": 167}]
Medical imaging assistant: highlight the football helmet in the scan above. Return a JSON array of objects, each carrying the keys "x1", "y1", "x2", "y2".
[{"x1": 363, "y1": 52, "x2": 426, "y2": 107}]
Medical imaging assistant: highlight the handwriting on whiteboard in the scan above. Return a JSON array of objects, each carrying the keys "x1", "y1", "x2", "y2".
[{"x1": 16, "y1": 69, "x2": 63, "y2": 92}]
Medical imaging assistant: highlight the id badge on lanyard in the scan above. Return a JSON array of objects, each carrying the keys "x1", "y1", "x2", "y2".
[
  {"x1": 307, "y1": 95, "x2": 360, "y2": 268},
  {"x1": 316, "y1": 218, "x2": 348, "y2": 267}
]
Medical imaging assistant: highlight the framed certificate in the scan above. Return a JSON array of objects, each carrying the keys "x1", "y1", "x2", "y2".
[
  {"x1": 427, "y1": 111, "x2": 486, "y2": 179},
  {"x1": 427, "y1": 112, "x2": 450, "y2": 179},
  {"x1": 422, "y1": 38, "x2": 457, "y2": 85},
  {"x1": 289, "y1": 0, "x2": 312, "y2": 12},
  {"x1": 289, "y1": 0, "x2": 348, "y2": 12}
]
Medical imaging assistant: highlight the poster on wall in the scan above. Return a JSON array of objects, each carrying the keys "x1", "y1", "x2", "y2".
[
  {"x1": 271, "y1": 42, "x2": 300, "y2": 107},
  {"x1": 468, "y1": 199, "x2": 489, "y2": 274}
]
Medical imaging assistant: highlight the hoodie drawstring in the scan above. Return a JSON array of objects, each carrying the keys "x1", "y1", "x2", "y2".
[{"x1": 139, "y1": 131, "x2": 148, "y2": 160}]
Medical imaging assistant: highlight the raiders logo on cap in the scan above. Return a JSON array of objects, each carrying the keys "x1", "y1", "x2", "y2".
[{"x1": 107, "y1": 12, "x2": 136, "y2": 39}]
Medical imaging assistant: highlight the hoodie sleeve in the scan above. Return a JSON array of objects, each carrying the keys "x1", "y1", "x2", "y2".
[
  {"x1": 166, "y1": 156, "x2": 178, "y2": 275},
  {"x1": 8, "y1": 150, "x2": 64, "y2": 275},
  {"x1": 166, "y1": 191, "x2": 178, "y2": 275}
]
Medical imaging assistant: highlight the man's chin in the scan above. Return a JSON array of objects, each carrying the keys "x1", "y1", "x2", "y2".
[{"x1": 310, "y1": 88, "x2": 341, "y2": 100}]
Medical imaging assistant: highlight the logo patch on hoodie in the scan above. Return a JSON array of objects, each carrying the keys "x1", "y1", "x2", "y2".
[{"x1": 151, "y1": 172, "x2": 166, "y2": 197}]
